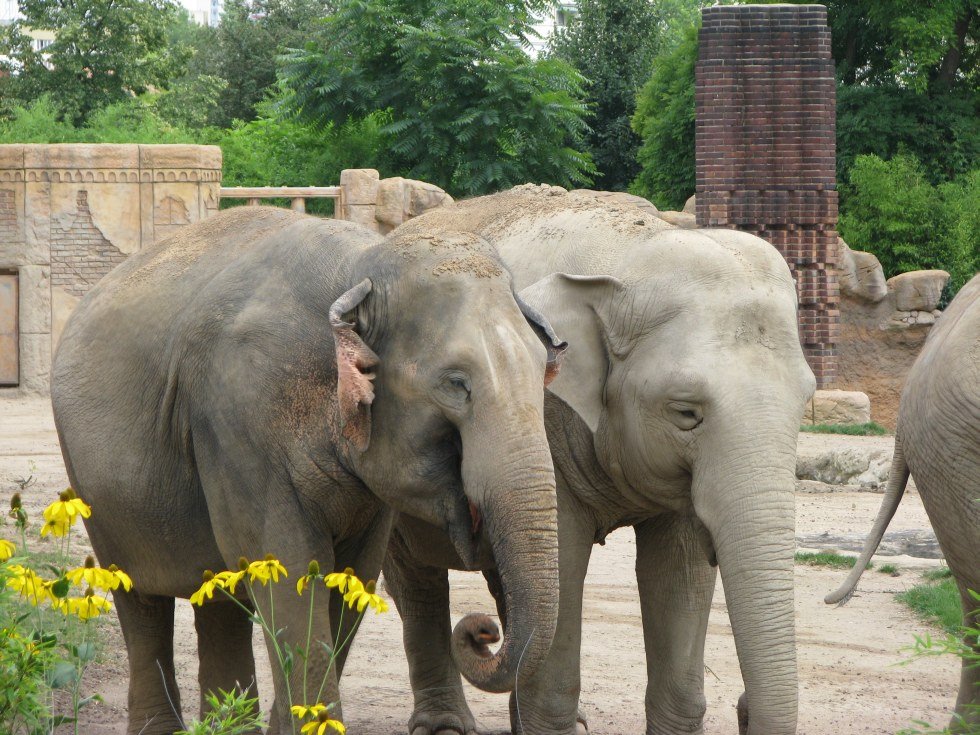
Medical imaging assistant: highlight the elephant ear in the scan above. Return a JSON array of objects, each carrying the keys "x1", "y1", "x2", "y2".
[
  {"x1": 330, "y1": 279, "x2": 379, "y2": 452},
  {"x1": 518, "y1": 273, "x2": 625, "y2": 433},
  {"x1": 514, "y1": 294, "x2": 568, "y2": 387}
]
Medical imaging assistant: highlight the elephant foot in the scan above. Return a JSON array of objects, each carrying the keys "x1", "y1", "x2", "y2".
[
  {"x1": 736, "y1": 692, "x2": 748, "y2": 735},
  {"x1": 576, "y1": 710, "x2": 589, "y2": 735},
  {"x1": 409, "y1": 709, "x2": 480, "y2": 735}
]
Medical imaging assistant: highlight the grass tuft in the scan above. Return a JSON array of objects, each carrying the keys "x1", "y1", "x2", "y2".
[
  {"x1": 799, "y1": 421, "x2": 890, "y2": 436},
  {"x1": 923, "y1": 566, "x2": 954, "y2": 581},
  {"x1": 896, "y1": 577, "x2": 962, "y2": 633},
  {"x1": 794, "y1": 551, "x2": 871, "y2": 569},
  {"x1": 878, "y1": 564, "x2": 900, "y2": 575}
]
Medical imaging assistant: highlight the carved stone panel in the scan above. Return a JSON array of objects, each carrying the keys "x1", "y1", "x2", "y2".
[{"x1": 0, "y1": 272, "x2": 18, "y2": 385}]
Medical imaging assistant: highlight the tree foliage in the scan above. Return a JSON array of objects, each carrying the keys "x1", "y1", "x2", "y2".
[
  {"x1": 548, "y1": 0, "x2": 664, "y2": 191},
  {"x1": 278, "y1": 0, "x2": 595, "y2": 195},
  {"x1": 628, "y1": 23, "x2": 697, "y2": 209},
  {"x1": 839, "y1": 155, "x2": 979, "y2": 292},
  {"x1": 0, "y1": 0, "x2": 186, "y2": 125}
]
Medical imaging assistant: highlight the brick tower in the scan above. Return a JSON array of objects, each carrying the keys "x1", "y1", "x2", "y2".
[{"x1": 695, "y1": 4, "x2": 838, "y2": 386}]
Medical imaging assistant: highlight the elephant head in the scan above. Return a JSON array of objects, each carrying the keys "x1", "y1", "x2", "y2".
[
  {"x1": 333, "y1": 229, "x2": 566, "y2": 693},
  {"x1": 521, "y1": 227, "x2": 815, "y2": 732}
]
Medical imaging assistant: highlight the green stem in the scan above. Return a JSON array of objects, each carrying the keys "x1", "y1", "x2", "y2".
[{"x1": 302, "y1": 580, "x2": 316, "y2": 704}]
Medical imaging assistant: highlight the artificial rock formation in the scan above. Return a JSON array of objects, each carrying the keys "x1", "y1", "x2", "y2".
[
  {"x1": 340, "y1": 169, "x2": 453, "y2": 234},
  {"x1": 0, "y1": 144, "x2": 222, "y2": 394}
]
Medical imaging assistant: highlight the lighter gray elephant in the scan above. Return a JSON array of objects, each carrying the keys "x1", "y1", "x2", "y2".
[
  {"x1": 827, "y1": 273, "x2": 980, "y2": 731},
  {"x1": 383, "y1": 188, "x2": 815, "y2": 735},
  {"x1": 51, "y1": 206, "x2": 567, "y2": 734}
]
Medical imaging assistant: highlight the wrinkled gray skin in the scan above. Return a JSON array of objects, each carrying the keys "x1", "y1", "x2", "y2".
[
  {"x1": 827, "y1": 273, "x2": 980, "y2": 731},
  {"x1": 51, "y1": 207, "x2": 565, "y2": 734},
  {"x1": 384, "y1": 189, "x2": 815, "y2": 735}
]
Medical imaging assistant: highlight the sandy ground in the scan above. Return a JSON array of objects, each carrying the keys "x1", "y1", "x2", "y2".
[{"x1": 0, "y1": 397, "x2": 961, "y2": 735}]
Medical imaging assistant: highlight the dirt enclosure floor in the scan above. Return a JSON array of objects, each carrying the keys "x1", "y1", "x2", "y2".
[{"x1": 0, "y1": 397, "x2": 961, "y2": 735}]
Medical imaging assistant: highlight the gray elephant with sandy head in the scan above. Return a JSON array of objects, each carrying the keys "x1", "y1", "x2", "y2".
[
  {"x1": 384, "y1": 187, "x2": 816, "y2": 735},
  {"x1": 51, "y1": 206, "x2": 567, "y2": 734},
  {"x1": 827, "y1": 272, "x2": 980, "y2": 731}
]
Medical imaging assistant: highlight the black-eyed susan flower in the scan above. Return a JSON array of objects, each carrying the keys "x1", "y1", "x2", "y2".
[
  {"x1": 296, "y1": 560, "x2": 321, "y2": 595},
  {"x1": 190, "y1": 570, "x2": 222, "y2": 606},
  {"x1": 6, "y1": 564, "x2": 51, "y2": 605},
  {"x1": 291, "y1": 703, "x2": 327, "y2": 720},
  {"x1": 40, "y1": 517, "x2": 70, "y2": 538},
  {"x1": 246, "y1": 555, "x2": 287, "y2": 586},
  {"x1": 105, "y1": 564, "x2": 133, "y2": 592},
  {"x1": 60, "y1": 588, "x2": 112, "y2": 620},
  {"x1": 214, "y1": 569, "x2": 246, "y2": 595},
  {"x1": 324, "y1": 567, "x2": 358, "y2": 594},
  {"x1": 0, "y1": 538, "x2": 15, "y2": 562},
  {"x1": 42, "y1": 488, "x2": 91, "y2": 527},
  {"x1": 300, "y1": 710, "x2": 345, "y2": 735},
  {"x1": 344, "y1": 579, "x2": 388, "y2": 614}
]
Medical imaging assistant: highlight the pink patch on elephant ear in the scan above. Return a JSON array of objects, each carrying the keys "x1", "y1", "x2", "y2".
[{"x1": 330, "y1": 279, "x2": 379, "y2": 452}]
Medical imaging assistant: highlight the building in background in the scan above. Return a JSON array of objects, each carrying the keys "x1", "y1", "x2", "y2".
[
  {"x1": 179, "y1": 0, "x2": 223, "y2": 26},
  {"x1": 527, "y1": 1, "x2": 577, "y2": 57}
]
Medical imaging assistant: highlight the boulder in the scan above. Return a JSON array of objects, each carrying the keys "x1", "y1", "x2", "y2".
[
  {"x1": 805, "y1": 389, "x2": 871, "y2": 425},
  {"x1": 837, "y1": 239, "x2": 887, "y2": 303},
  {"x1": 795, "y1": 443, "x2": 890, "y2": 489},
  {"x1": 375, "y1": 177, "x2": 453, "y2": 233},
  {"x1": 339, "y1": 168, "x2": 380, "y2": 205},
  {"x1": 683, "y1": 194, "x2": 696, "y2": 215},
  {"x1": 655, "y1": 210, "x2": 698, "y2": 228},
  {"x1": 887, "y1": 270, "x2": 949, "y2": 312}
]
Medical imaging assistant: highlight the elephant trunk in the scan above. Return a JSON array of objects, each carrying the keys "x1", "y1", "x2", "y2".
[
  {"x1": 451, "y1": 431, "x2": 559, "y2": 694},
  {"x1": 693, "y1": 434, "x2": 799, "y2": 735}
]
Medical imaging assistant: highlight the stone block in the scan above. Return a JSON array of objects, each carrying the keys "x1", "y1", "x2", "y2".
[
  {"x1": 139, "y1": 144, "x2": 222, "y2": 171},
  {"x1": 0, "y1": 145, "x2": 26, "y2": 170},
  {"x1": 887, "y1": 270, "x2": 950, "y2": 312},
  {"x1": 683, "y1": 194, "x2": 696, "y2": 214},
  {"x1": 23, "y1": 182, "x2": 51, "y2": 265},
  {"x1": 17, "y1": 265, "x2": 50, "y2": 335},
  {"x1": 18, "y1": 331, "x2": 51, "y2": 394},
  {"x1": 25, "y1": 144, "x2": 139, "y2": 171},
  {"x1": 375, "y1": 177, "x2": 453, "y2": 231},
  {"x1": 346, "y1": 204, "x2": 380, "y2": 232},
  {"x1": 340, "y1": 169, "x2": 380, "y2": 206},
  {"x1": 805, "y1": 389, "x2": 871, "y2": 425},
  {"x1": 837, "y1": 239, "x2": 886, "y2": 303}
]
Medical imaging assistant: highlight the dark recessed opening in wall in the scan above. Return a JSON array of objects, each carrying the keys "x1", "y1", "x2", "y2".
[{"x1": 0, "y1": 269, "x2": 19, "y2": 387}]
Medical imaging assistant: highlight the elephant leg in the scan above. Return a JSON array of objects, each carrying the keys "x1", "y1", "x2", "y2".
[
  {"x1": 635, "y1": 515, "x2": 717, "y2": 735},
  {"x1": 507, "y1": 495, "x2": 593, "y2": 735},
  {"x1": 951, "y1": 578, "x2": 980, "y2": 731},
  {"x1": 114, "y1": 589, "x2": 183, "y2": 735},
  {"x1": 194, "y1": 599, "x2": 258, "y2": 719},
  {"x1": 384, "y1": 529, "x2": 478, "y2": 735},
  {"x1": 328, "y1": 509, "x2": 394, "y2": 680}
]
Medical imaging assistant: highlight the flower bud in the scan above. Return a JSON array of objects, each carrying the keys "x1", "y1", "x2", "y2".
[
  {"x1": 10, "y1": 493, "x2": 21, "y2": 510},
  {"x1": 307, "y1": 560, "x2": 320, "y2": 576},
  {"x1": 238, "y1": 557, "x2": 249, "y2": 571},
  {"x1": 84, "y1": 555, "x2": 96, "y2": 569},
  {"x1": 366, "y1": 580, "x2": 376, "y2": 593},
  {"x1": 202, "y1": 570, "x2": 215, "y2": 582}
]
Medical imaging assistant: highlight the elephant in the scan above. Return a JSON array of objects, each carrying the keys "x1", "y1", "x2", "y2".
[
  {"x1": 826, "y1": 273, "x2": 980, "y2": 731},
  {"x1": 50, "y1": 206, "x2": 567, "y2": 734},
  {"x1": 383, "y1": 187, "x2": 816, "y2": 735}
]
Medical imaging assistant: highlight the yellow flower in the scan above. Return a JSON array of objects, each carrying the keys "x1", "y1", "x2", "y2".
[
  {"x1": 291, "y1": 703, "x2": 327, "y2": 720},
  {"x1": 190, "y1": 571, "x2": 223, "y2": 606},
  {"x1": 343, "y1": 578, "x2": 388, "y2": 614},
  {"x1": 324, "y1": 567, "x2": 358, "y2": 594},
  {"x1": 246, "y1": 556, "x2": 288, "y2": 586},
  {"x1": 106, "y1": 564, "x2": 133, "y2": 592},
  {"x1": 0, "y1": 539, "x2": 15, "y2": 562},
  {"x1": 60, "y1": 589, "x2": 112, "y2": 620},
  {"x1": 300, "y1": 711, "x2": 346, "y2": 735},
  {"x1": 42, "y1": 488, "x2": 91, "y2": 528},
  {"x1": 6, "y1": 564, "x2": 51, "y2": 606},
  {"x1": 214, "y1": 570, "x2": 246, "y2": 595},
  {"x1": 297, "y1": 560, "x2": 321, "y2": 595},
  {"x1": 40, "y1": 517, "x2": 70, "y2": 538}
]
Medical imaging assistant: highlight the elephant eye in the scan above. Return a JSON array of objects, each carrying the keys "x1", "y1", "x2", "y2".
[
  {"x1": 666, "y1": 401, "x2": 703, "y2": 431},
  {"x1": 449, "y1": 376, "x2": 471, "y2": 396}
]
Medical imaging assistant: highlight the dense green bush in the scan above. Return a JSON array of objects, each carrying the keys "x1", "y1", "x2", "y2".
[
  {"x1": 629, "y1": 24, "x2": 697, "y2": 210},
  {"x1": 838, "y1": 155, "x2": 979, "y2": 293}
]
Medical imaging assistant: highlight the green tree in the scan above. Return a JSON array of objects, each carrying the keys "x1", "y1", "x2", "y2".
[
  {"x1": 0, "y1": 0, "x2": 187, "y2": 125},
  {"x1": 210, "y1": 0, "x2": 334, "y2": 126},
  {"x1": 548, "y1": 0, "x2": 664, "y2": 190},
  {"x1": 278, "y1": 0, "x2": 595, "y2": 195},
  {"x1": 629, "y1": 23, "x2": 696, "y2": 209}
]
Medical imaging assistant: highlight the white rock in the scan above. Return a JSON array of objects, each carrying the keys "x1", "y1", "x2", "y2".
[
  {"x1": 887, "y1": 270, "x2": 950, "y2": 311},
  {"x1": 683, "y1": 194, "x2": 696, "y2": 215},
  {"x1": 804, "y1": 389, "x2": 872, "y2": 425},
  {"x1": 837, "y1": 238, "x2": 887, "y2": 302}
]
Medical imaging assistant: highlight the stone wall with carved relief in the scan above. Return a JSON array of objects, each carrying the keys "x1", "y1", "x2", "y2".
[{"x1": 0, "y1": 144, "x2": 221, "y2": 394}]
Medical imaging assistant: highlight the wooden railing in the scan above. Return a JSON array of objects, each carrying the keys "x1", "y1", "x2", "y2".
[{"x1": 219, "y1": 186, "x2": 344, "y2": 217}]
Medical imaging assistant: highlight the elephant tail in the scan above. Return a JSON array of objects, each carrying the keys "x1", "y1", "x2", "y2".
[{"x1": 824, "y1": 435, "x2": 911, "y2": 605}]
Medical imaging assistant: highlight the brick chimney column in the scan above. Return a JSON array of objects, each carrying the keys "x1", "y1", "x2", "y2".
[{"x1": 695, "y1": 4, "x2": 838, "y2": 387}]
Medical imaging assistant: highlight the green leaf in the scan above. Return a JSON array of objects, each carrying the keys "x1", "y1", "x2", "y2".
[{"x1": 47, "y1": 661, "x2": 78, "y2": 688}]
